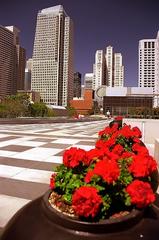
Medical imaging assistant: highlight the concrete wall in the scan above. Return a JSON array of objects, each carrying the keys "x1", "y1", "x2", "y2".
[
  {"x1": 124, "y1": 119, "x2": 159, "y2": 144},
  {"x1": 124, "y1": 118, "x2": 159, "y2": 165},
  {"x1": 154, "y1": 139, "x2": 159, "y2": 167}
]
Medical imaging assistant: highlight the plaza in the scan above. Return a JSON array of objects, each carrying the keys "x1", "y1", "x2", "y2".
[{"x1": 0, "y1": 120, "x2": 109, "y2": 232}]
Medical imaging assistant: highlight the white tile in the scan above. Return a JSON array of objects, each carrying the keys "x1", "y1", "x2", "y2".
[
  {"x1": 0, "y1": 165, "x2": 25, "y2": 178},
  {"x1": 12, "y1": 168, "x2": 52, "y2": 184},
  {"x1": 12, "y1": 147, "x2": 63, "y2": 161},
  {"x1": 0, "y1": 194, "x2": 30, "y2": 227},
  {"x1": 0, "y1": 150, "x2": 18, "y2": 157},
  {"x1": 52, "y1": 138, "x2": 80, "y2": 144},
  {"x1": 45, "y1": 156, "x2": 63, "y2": 164},
  {"x1": 72, "y1": 145, "x2": 94, "y2": 151},
  {"x1": 0, "y1": 134, "x2": 10, "y2": 138},
  {"x1": 33, "y1": 128, "x2": 53, "y2": 132},
  {"x1": 0, "y1": 139, "x2": 23, "y2": 147},
  {"x1": 15, "y1": 140, "x2": 45, "y2": 147}
]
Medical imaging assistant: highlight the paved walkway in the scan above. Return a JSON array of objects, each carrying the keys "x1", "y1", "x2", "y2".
[{"x1": 0, "y1": 120, "x2": 108, "y2": 230}]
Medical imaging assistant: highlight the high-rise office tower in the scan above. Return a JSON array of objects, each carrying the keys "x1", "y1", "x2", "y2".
[
  {"x1": 114, "y1": 53, "x2": 124, "y2": 87},
  {"x1": 25, "y1": 58, "x2": 33, "y2": 90},
  {"x1": 84, "y1": 73, "x2": 94, "y2": 89},
  {"x1": 32, "y1": 5, "x2": 74, "y2": 106},
  {"x1": 105, "y1": 46, "x2": 124, "y2": 87},
  {"x1": 0, "y1": 25, "x2": 25, "y2": 98},
  {"x1": 105, "y1": 46, "x2": 113, "y2": 87},
  {"x1": 73, "y1": 72, "x2": 81, "y2": 98},
  {"x1": 93, "y1": 50, "x2": 106, "y2": 90},
  {"x1": 138, "y1": 31, "x2": 159, "y2": 106},
  {"x1": 6, "y1": 26, "x2": 26, "y2": 91}
]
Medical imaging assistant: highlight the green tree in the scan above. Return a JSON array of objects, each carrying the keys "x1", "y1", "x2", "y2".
[
  {"x1": 66, "y1": 104, "x2": 77, "y2": 117},
  {"x1": 29, "y1": 102, "x2": 48, "y2": 117}
]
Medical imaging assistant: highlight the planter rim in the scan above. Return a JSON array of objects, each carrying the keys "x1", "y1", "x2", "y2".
[{"x1": 41, "y1": 190, "x2": 144, "y2": 233}]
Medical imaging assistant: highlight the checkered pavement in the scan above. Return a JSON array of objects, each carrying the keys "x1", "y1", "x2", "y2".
[{"x1": 0, "y1": 120, "x2": 108, "y2": 229}]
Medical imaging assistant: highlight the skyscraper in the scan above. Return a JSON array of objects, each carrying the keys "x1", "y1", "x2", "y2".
[
  {"x1": 93, "y1": 50, "x2": 106, "y2": 90},
  {"x1": 105, "y1": 46, "x2": 124, "y2": 87},
  {"x1": 25, "y1": 58, "x2": 33, "y2": 90},
  {"x1": 0, "y1": 25, "x2": 25, "y2": 98},
  {"x1": 6, "y1": 26, "x2": 26, "y2": 91},
  {"x1": 91, "y1": 46, "x2": 124, "y2": 92},
  {"x1": 114, "y1": 53, "x2": 124, "y2": 87},
  {"x1": 73, "y1": 72, "x2": 81, "y2": 98},
  {"x1": 138, "y1": 31, "x2": 159, "y2": 106},
  {"x1": 84, "y1": 73, "x2": 94, "y2": 89},
  {"x1": 105, "y1": 46, "x2": 113, "y2": 87},
  {"x1": 31, "y1": 5, "x2": 74, "y2": 106}
]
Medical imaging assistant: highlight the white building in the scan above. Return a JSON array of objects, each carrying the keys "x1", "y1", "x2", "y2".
[
  {"x1": 84, "y1": 73, "x2": 94, "y2": 89},
  {"x1": 114, "y1": 53, "x2": 124, "y2": 87},
  {"x1": 105, "y1": 46, "x2": 113, "y2": 86},
  {"x1": 138, "y1": 31, "x2": 159, "y2": 106},
  {"x1": 105, "y1": 46, "x2": 124, "y2": 87},
  {"x1": 31, "y1": 5, "x2": 74, "y2": 106},
  {"x1": 25, "y1": 58, "x2": 33, "y2": 90},
  {"x1": 93, "y1": 50, "x2": 106, "y2": 90}
]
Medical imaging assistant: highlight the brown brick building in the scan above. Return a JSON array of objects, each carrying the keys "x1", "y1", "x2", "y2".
[
  {"x1": 0, "y1": 25, "x2": 25, "y2": 99},
  {"x1": 70, "y1": 89, "x2": 93, "y2": 115}
]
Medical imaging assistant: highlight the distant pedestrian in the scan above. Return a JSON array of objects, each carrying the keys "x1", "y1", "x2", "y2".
[{"x1": 106, "y1": 110, "x2": 111, "y2": 119}]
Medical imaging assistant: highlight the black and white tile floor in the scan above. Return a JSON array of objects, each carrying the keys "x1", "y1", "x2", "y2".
[{"x1": 0, "y1": 120, "x2": 108, "y2": 230}]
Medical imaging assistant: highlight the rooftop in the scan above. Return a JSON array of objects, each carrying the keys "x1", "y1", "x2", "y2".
[{"x1": 40, "y1": 5, "x2": 67, "y2": 16}]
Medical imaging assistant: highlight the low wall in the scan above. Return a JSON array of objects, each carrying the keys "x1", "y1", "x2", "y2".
[
  {"x1": 155, "y1": 139, "x2": 159, "y2": 167},
  {"x1": 124, "y1": 119, "x2": 159, "y2": 144},
  {"x1": 124, "y1": 118, "x2": 159, "y2": 165}
]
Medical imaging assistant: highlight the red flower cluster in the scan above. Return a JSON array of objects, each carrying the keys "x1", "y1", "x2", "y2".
[
  {"x1": 63, "y1": 147, "x2": 86, "y2": 168},
  {"x1": 129, "y1": 154, "x2": 157, "y2": 177},
  {"x1": 50, "y1": 117, "x2": 158, "y2": 220},
  {"x1": 114, "y1": 116, "x2": 123, "y2": 121},
  {"x1": 50, "y1": 173, "x2": 56, "y2": 189},
  {"x1": 85, "y1": 158, "x2": 120, "y2": 184},
  {"x1": 86, "y1": 148, "x2": 105, "y2": 163},
  {"x1": 132, "y1": 127, "x2": 142, "y2": 138},
  {"x1": 98, "y1": 123, "x2": 119, "y2": 137},
  {"x1": 96, "y1": 138, "x2": 116, "y2": 149},
  {"x1": 132, "y1": 143, "x2": 149, "y2": 155},
  {"x1": 72, "y1": 186, "x2": 102, "y2": 218},
  {"x1": 112, "y1": 144, "x2": 124, "y2": 156},
  {"x1": 126, "y1": 180, "x2": 156, "y2": 208}
]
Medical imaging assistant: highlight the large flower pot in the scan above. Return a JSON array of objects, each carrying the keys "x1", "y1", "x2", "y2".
[{"x1": 1, "y1": 190, "x2": 159, "y2": 240}]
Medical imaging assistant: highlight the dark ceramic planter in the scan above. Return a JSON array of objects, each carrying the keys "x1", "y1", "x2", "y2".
[{"x1": 1, "y1": 190, "x2": 159, "y2": 240}]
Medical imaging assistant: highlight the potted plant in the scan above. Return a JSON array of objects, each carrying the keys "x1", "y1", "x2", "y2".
[{"x1": 48, "y1": 118, "x2": 158, "y2": 223}]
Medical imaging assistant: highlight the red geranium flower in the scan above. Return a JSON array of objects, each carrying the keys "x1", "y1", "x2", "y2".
[
  {"x1": 93, "y1": 159, "x2": 120, "y2": 184},
  {"x1": 86, "y1": 148, "x2": 105, "y2": 164},
  {"x1": 98, "y1": 123, "x2": 119, "y2": 137},
  {"x1": 72, "y1": 186, "x2": 102, "y2": 218},
  {"x1": 115, "y1": 116, "x2": 123, "y2": 121},
  {"x1": 104, "y1": 150, "x2": 119, "y2": 162},
  {"x1": 126, "y1": 180, "x2": 155, "y2": 208},
  {"x1": 133, "y1": 138, "x2": 141, "y2": 144},
  {"x1": 129, "y1": 154, "x2": 157, "y2": 177},
  {"x1": 132, "y1": 143, "x2": 149, "y2": 155},
  {"x1": 98, "y1": 126, "x2": 112, "y2": 136},
  {"x1": 120, "y1": 151, "x2": 134, "y2": 159},
  {"x1": 63, "y1": 147, "x2": 86, "y2": 168},
  {"x1": 119, "y1": 125, "x2": 134, "y2": 139},
  {"x1": 50, "y1": 173, "x2": 56, "y2": 189},
  {"x1": 84, "y1": 170, "x2": 95, "y2": 183},
  {"x1": 132, "y1": 127, "x2": 142, "y2": 138},
  {"x1": 95, "y1": 139, "x2": 105, "y2": 149},
  {"x1": 112, "y1": 144, "x2": 124, "y2": 156}
]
